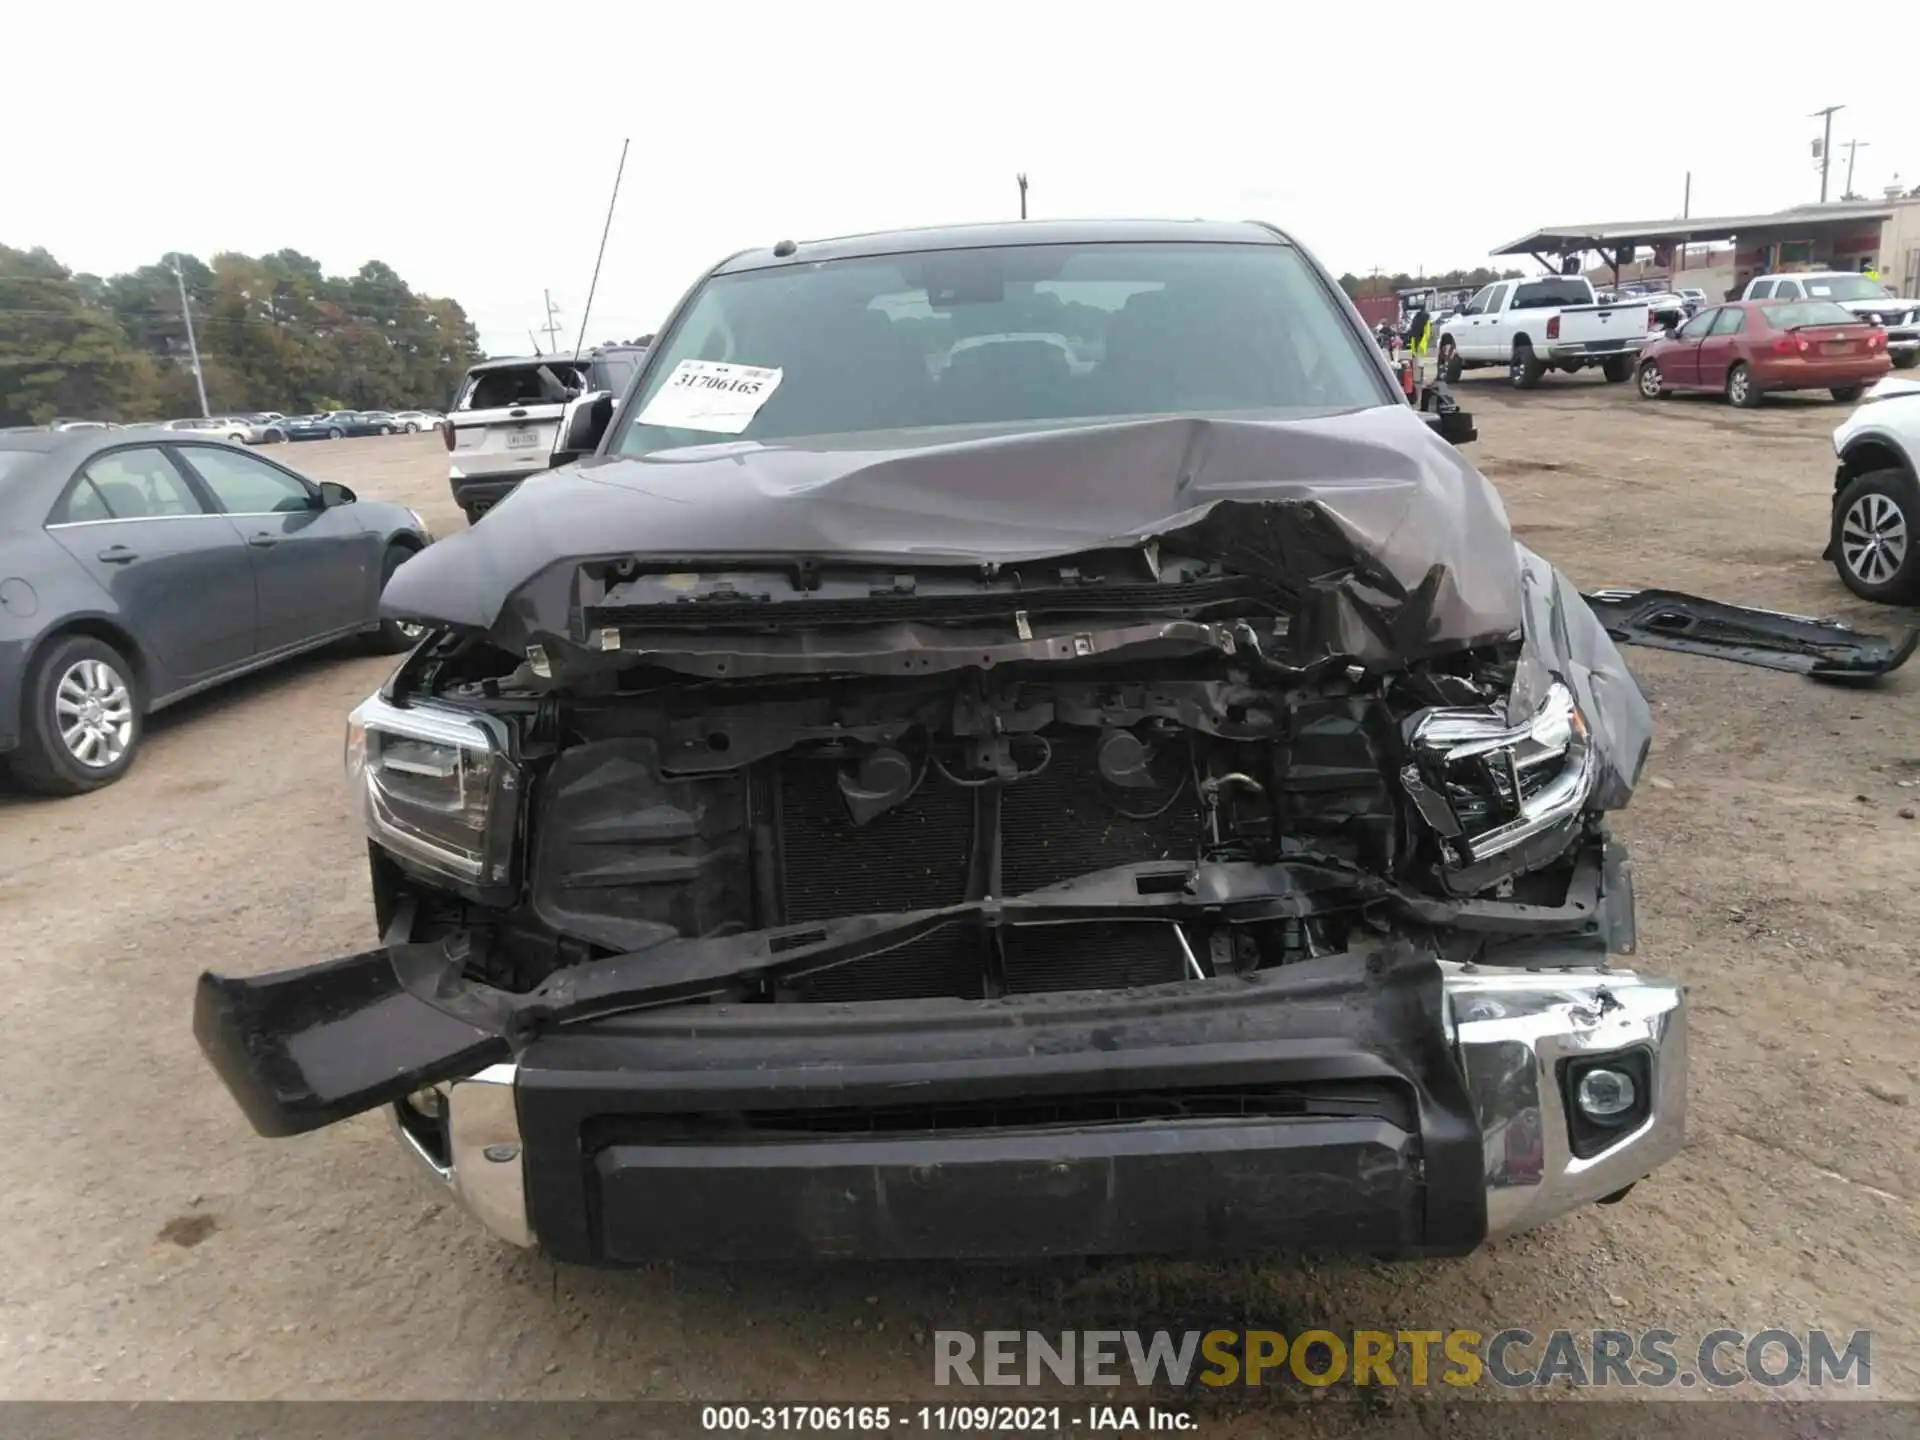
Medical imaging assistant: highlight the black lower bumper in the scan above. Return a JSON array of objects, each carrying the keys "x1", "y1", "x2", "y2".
[{"x1": 515, "y1": 945, "x2": 1486, "y2": 1263}]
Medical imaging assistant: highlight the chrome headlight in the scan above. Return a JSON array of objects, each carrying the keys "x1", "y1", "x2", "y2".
[
  {"x1": 1402, "y1": 681, "x2": 1596, "y2": 867},
  {"x1": 345, "y1": 694, "x2": 519, "y2": 889}
]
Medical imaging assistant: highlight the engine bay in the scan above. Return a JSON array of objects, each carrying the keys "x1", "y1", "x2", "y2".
[{"x1": 364, "y1": 637, "x2": 1621, "y2": 1003}]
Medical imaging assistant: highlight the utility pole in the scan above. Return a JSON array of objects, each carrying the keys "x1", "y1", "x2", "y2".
[
  {"x1": 1016, "y1": 173, "x2": 1028, "y2": 220},
  {"x1": 1841, "y1": 139, "x2": 1870, "y2": 200},
  {"x1": 1682, "y1": 171, "x2": 1691, "y2": 218},
  {"x1": 1811, "y1": 105, "x2": 1844, "y2": 202},
  {"x1": 170, "y1": 254, "x2": 210, "y2": 418},
  {"x1": 539, "y1": 290, "x2": 563, "y2": 353}
]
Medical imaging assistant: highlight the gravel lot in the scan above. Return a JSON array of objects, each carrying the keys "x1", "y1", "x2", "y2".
[{"x1": 3, "y1": 382, "x2": 1918, "y2": 1418}]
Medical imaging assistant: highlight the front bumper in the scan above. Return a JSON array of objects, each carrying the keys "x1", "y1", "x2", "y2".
[{"x1": 376, "y1": 952, "x2": 1685, "y2": 1264}]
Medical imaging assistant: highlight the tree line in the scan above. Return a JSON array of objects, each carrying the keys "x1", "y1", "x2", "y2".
[{"x1": 1, "y1": 244, "x2": 485, "y2": 428}]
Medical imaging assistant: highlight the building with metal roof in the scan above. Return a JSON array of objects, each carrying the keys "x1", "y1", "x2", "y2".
[{"x1": 1491, "y1": 197, "x2": 1920, "y2": 298}]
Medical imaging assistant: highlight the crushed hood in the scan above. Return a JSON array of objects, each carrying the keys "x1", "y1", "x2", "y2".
[{"x1": 385, "y1": 407, "x2": 1526, "y2": 664}]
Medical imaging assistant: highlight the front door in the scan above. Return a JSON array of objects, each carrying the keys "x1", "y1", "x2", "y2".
[
  {"x1": 172, "y1": 444, "x2": 381, "y2": 651},
  {"x1": 1663, "y1": 308, "x2": 1719, "y2": 387},
  {"x1": 43, "y1": 445, "x2": 258, "y2": 691},
  {"x1": 1475, "y1": 283, "x2": 1514, "y2": 359}
]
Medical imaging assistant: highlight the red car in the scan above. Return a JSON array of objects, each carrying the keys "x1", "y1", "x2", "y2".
[{"x1": 1636, "y1": 299, "x2": 1890, "y2": 407}]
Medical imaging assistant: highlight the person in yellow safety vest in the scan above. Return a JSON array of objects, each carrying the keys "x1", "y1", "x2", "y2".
[
  {"x1": 1405, "y1": 303, "x2": 1434, "y2": 388},
  {"x1": 1861, "y1": 259, "x2": 1881, "y2": 281}
]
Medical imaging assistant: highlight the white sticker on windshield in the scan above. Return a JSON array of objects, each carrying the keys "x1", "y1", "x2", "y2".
[{"x1": 637, "y1": 360, "x2": 783, "y2": 434}]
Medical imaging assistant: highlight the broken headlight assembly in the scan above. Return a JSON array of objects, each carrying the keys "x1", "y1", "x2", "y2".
[
  {"x1": 1402, "y1": 681, "x2": 1597, "y2": 868},
  {"x1": 345, "y1": 694, "x2": 520, "y2": 892}
]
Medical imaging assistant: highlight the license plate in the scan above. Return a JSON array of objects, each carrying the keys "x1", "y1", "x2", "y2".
[
  {"x1": 1822, "y1": 341, "x2": 1853, "y2": 356},
  {"x1": 506, "y1": 430, "x2": 542, "y2": 450}
]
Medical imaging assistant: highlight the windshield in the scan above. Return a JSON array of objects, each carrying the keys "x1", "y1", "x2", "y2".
[
  {"x1": 611, "y1": 241, "x2": 1388, "y2": 456},
  {"x1": 1799, "y1": 275, "x2": 1895, "y2": 303},
  {"x1": 1766, "y1": 301, "x2": 1861, "y2": 329}
]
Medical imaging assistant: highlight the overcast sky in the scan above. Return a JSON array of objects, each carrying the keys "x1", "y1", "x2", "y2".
[{"x1": 9, "y1": 3, "x2": 1914, "y2": 357}]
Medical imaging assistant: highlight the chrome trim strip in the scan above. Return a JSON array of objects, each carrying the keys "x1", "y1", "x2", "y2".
[{"x1": 1447, "y1": 967, "x2": 1686, "y2": 1238}]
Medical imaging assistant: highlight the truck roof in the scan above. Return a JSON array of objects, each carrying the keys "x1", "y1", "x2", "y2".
[{"x1": 713, "y1": 219, "x2": 1295, "y2": 275}]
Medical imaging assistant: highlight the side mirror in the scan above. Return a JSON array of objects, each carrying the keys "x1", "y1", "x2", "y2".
[
  {"x1": 1418, "y1": 387, "x2": 1477, "y2": 446},
  {"x1": 1663, "y1": 326, "x2": 1679, "y2": 340},
  {"x1": 556, "y1": 390, "x2": 615, "y2": 461},
  {"x1": 318, "y1": 480, "x2": 356, "y2": 507}
]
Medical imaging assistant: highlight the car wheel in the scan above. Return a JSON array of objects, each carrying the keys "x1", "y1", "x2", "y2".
[
  {"x1": 327, "y1": 427, "x2": 344, "y2": 439},
  {"x1": 1509, "y1": 340, "x2": 1545, "y2": 390},
  {"x1": 1637, "y1": 360, "x2": 1665, "y2": 399},
  {"x1": 265, "y1": 429, "x2": 285, "y2": 443},
  {"x1": 1438, "y1": 340, "x2": 1463, "y2": 385},
  {"x1": 1726, "y1": 362, "x2": 1762, "y2": 408},
  {"x1": 381, "y1": 425, "x2": 394, "y2": 435},
  {"x1": 1602, "y1": 355, "x2": 1634, "y2": 383},
  {"x1": 404, "y1": 422, "x2": 419, "y2": 433},
  {"x1": 1832, "y1": 468, "x2": 1920, "y2": 603},
  {"x1": 1830, "y1": 384, "x2": 1865, "y2": 403},
  {"x1": 1893, "y1": 351, "x2": 1919, "y2": 370},
  {"x1": 6, "y1": 635, "x2": 141, "y2": 796},
  {"x1": 363, "y1": 544, "x2": 430, "y2": 653}
]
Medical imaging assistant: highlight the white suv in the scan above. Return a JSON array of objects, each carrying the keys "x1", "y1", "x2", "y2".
[
  {"x1": 1744, "y1": 272, "x2": 1919, "y2": 370},
  {"x1": 444, "y1": 346, "x2": 647, "y2": 522},
  {"x1": 1827, "y1": 375, "x2": 1920, "y2": 602}
]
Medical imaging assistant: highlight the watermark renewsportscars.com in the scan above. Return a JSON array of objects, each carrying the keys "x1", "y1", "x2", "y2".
[{"x1": 934, "y1": 1328, "x2": 1874, "y2": 1391}]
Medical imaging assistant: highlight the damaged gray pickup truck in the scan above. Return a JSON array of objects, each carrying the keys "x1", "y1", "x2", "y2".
[{"x1": 195, "y1": 220, "x2": 1907, "y2": 1265}]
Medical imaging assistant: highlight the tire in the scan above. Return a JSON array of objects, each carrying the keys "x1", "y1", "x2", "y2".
[
  {"x1": 1830, "y1": 384, "x2": 1865, "y2": 403},
  {"x1": 363, "y1": 544, "x2": 429, "y2": 654},
  {"x1": 264, "y1": 429, "x2": 285, "y2": 444},
  {"x1": 1438, "y1": 340, "x2": 1463, "y2": 385},
  {"x1": 327, "y1": 427, "x2": 344, "y2": 439},
  {"x1": 1726, "y1": 362, "x2": 1762, "y2": 408},
  {"x1": 1636, "y1": 360, "x2": 1666, "y2": 399},
  {"x1": 1509, "y1": 340, "x2": 1545, "y2": 390},
  {"x1": 1602, "y1": 355, "x2": 1634, "y2": 383},
  {"x1": 404, "y1": 422, "x2": 419, "y2": 433},
  {"x1": 1831, "y1": 468, "x2": 1920, "y2": 603},
  {"x1": 5, "y1": 634, "x2": 142, "y2": 796},
  {"x1": 381, "y1": 425, "x2": 394, "y2": 435},
  {"x1": 1893, "y1": 351, "x2": 1919, "y2": 370}
]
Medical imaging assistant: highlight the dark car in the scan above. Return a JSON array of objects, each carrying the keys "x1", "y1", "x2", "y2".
[
  {"x1": 1636, "y1": 300, "x2": 1892, "y2": 407},
  {"x1": 282, "y1": 411, "x2": 401, "y2": 441},
  {"x1": 0, "y1": 430, "x2": 432, "y2": 794},
  {"x1": 196, "y1": 219, "x2": 1695, "y2": 1266}
]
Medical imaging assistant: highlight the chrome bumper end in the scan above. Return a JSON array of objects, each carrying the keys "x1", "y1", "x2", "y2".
[
  {"x1": 388, "y1": 1062, "x2": 534, "y2": 1247},
  {"x1": 1448, "y1": 967, "x2": 1687, "y2": 1238}
]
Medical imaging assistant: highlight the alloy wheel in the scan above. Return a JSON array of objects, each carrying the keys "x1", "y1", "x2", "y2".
[
  {"x1": 1638, "y1": 363, "x2": 1662, "y2": 398},
  {"x1": 54, "y1": 658, "x2": 134, "y2": 768},
  {"x1": 1728, "y1": 368, "x2": 1750, "y2": 405},
  {"x1": 1841, "y1": 492, "x2": 1909, "y2": 586}
]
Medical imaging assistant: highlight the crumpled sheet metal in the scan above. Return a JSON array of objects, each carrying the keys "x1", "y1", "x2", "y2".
[{"x1": 384, "y1": 409, "x2": 1526, "y2": 663}]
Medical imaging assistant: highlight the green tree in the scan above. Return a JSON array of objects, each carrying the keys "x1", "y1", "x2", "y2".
[{"x1": 0, "y1": 246, "x2": 162, "y2": 426}]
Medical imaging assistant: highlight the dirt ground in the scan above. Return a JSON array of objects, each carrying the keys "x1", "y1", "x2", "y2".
[{"x1": 2, "y1": 379, "x2": 1918, "y2": 1422}]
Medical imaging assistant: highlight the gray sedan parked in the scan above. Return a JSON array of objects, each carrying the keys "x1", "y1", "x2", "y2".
[{"x1": 0, "y1": 429, "x2": 432, "y2": 795}]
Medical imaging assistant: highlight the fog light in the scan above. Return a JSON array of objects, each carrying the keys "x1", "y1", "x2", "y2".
[{"x1": 1575, "y1": 1067, "x2": 1637, "y2": 1122}]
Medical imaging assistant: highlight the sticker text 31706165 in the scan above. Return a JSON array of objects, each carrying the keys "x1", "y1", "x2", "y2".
[{"x1": 636, "y1": 360, "x2": 784, "y2": 434}]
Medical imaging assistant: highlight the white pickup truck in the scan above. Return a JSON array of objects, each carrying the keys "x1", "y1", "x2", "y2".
[{"x1": 1438, "y1": 276, "x2": 1653, "y2": 389}]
